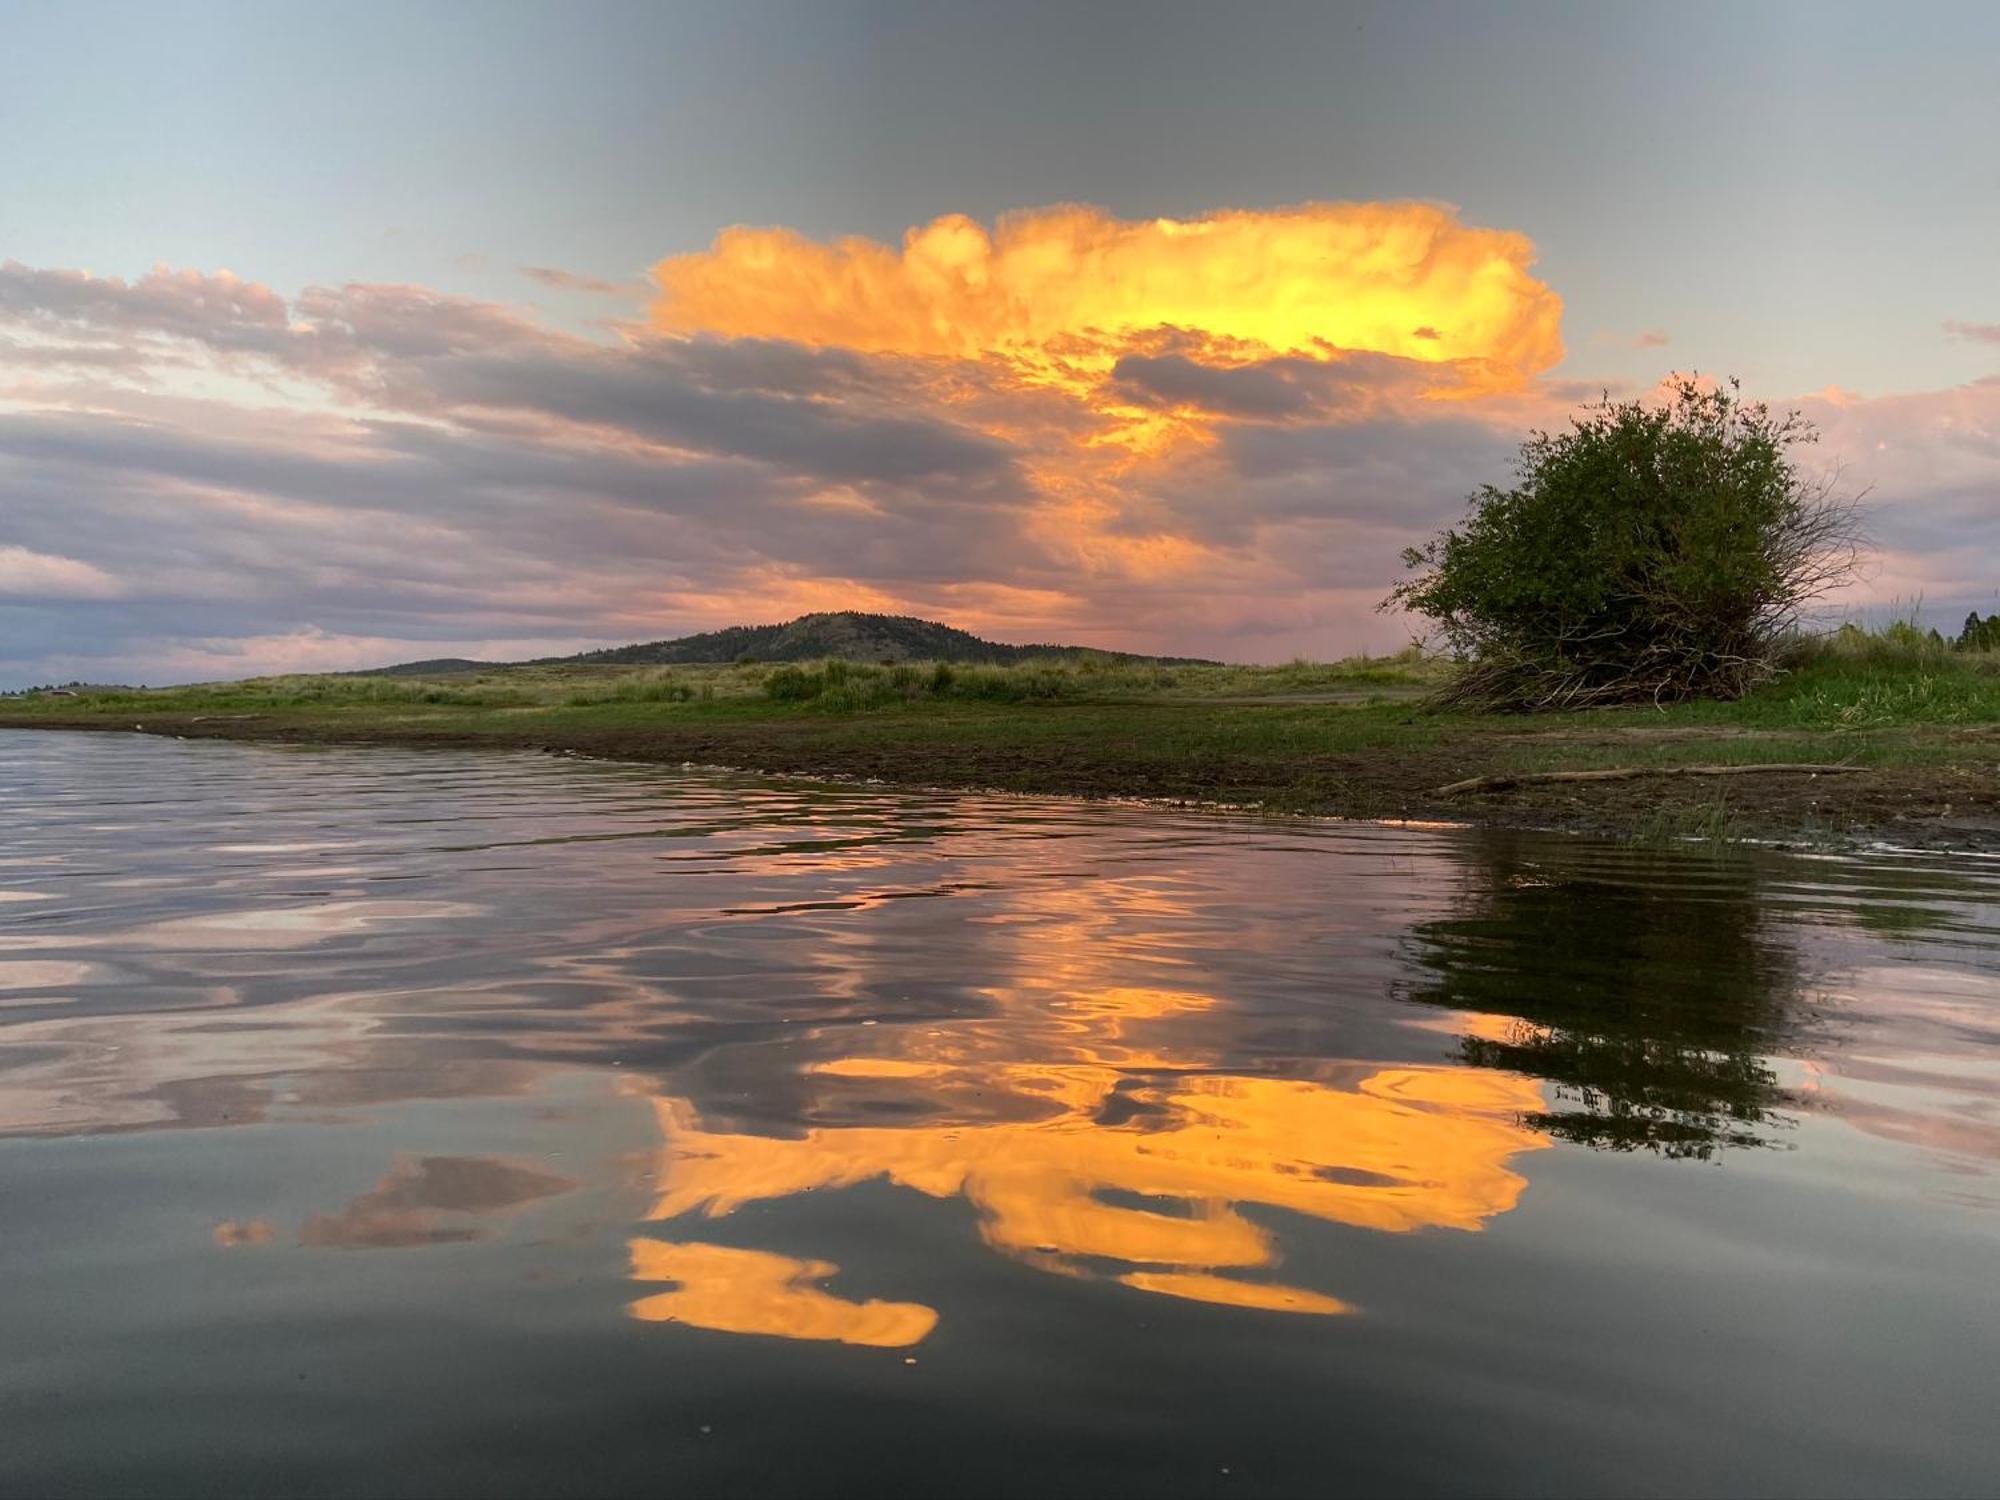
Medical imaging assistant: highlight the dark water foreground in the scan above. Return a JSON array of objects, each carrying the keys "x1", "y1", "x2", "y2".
[{"x1": 1, "y1": 732, "x2": 1996, "y2": 1499}]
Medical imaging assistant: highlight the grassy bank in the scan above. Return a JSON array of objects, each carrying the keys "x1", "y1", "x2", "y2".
[{"x1": 5, "y1": 634, "x2": 1997, "y2": 847}]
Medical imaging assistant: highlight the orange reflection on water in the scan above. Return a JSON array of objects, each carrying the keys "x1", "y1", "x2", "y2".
[
  {"x1": 628, "y1": 1240, "x2": 938, "y2": 1348},
  {"x1": 630, "y1": 980, "x2": 1549, "y2": 1341}
]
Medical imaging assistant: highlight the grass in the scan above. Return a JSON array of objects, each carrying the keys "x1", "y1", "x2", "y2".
[
  {"x1": 1449, "y1": 625, "x2": 1999, "y2": 734},
  {"x1": 1750, "y1": 629, "x2": 2000, "y2": 729},
  {"x1": 7, "y1": 649, "x2": 1442, "y2": 720},
  {"x1": 4, "y1": 630, "x2": 1996, "y2": 845},
  {"x1": 752, "y1": 650, "x2": 1437, "y2": 709},
  {"x1": 1632, "y1": 797, "x2": 1747, "y2": 848}
]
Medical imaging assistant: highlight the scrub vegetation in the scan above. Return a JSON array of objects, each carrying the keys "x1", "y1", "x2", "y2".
[{"x1": 1389, "y1": 379, "x2": 1863, "y2": 711}]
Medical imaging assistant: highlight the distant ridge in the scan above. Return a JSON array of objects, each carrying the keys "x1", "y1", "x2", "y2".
[{"x1": 366, "y1": 612, "x2": 1217, "y2": 675}]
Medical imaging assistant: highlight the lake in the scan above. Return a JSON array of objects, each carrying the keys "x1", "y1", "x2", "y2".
[{"x1": 1, "y1": 729, "x2": 1996, "y2": 1498}]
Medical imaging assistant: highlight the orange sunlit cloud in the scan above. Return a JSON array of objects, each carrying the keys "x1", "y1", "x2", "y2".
[
  {"x1": 646, "y1": 201, "x2": 1565, "y2": 598},
  {"x1": 652, "y1": 201, "x2": 1563, "y2": 387}
]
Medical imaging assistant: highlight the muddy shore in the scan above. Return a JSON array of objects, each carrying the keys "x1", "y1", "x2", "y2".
[{"x1": 10, "y1": 710, "x2": 1998, "y2": 852}]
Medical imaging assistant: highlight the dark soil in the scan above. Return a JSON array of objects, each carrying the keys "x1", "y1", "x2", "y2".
[{"x1": 16, "y1": 711, "x2": 1999, "y2": 851}]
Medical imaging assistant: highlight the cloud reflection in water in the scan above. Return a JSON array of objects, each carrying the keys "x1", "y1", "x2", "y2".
[{"x1": 630, "y1": 978, "x2": 1550, "y2": 1339}]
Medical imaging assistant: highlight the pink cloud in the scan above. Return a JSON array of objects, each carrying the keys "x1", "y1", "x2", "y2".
[
  {"x1": 0, "y1": 545, "x2": 123, "y2": 600},
  {"x1": 1944, "y1": 320, "x2": 2000, "y2": 345},
  {"x1": 522, "y1": 265, "x2": 635, "y2": 297}
]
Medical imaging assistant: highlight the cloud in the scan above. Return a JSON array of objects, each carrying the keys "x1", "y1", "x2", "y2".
[
  {"x1": 1945, "y1": 320, "x2": 2000, "y2": 345},
  {"x1": 0, "y1": 260, "x2": 293, "y2": 368},
  {"x1": 0, "y1": 207, "x2": 1993, "y2": 682},
  {"x1": 1635, "y1": 329, "x2": 1671, "y2": 348},
  {"x1": 651, "y1": 201, "x2": 1565, "y2": 407},
  {"x1": 522, "y1": 265, "x2": 634, "y2": 297},
  {"x1": 640, "y1": 202, "x2": 1568, "y2": 597},
  {"x1": 1109, "y1": 350, "x2": 1439, "y2": 423},
  {"x1": 424, "y1": 344, "x2": 1022, "y2": 488},
  {"x1": 1781, "y1": 378, "x2": 2000, "y2": 622},
  {"x1": 0, "y1": 545, "x2": 123, "y2": 600},
  {"x1": 291, "y1": 281, "x2": 545, "y2": 360}
]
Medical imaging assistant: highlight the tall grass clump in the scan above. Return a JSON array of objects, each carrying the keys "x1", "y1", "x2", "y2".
[
  {"x1": 1387, "y1": 379, "x2": 1863, "y2": 711},
  {"x1": 761, "y1": 657, "x2": 1091, "y2": 709},
  {"x1": 1757, "y1": 618, "x2": 2000, "y2": 728},
  {"x1": 212, "y1": 675, "x2": 530, "y2": 708},
  {"x1": 565, "y1": 669, "x2": 696, "y2": 706},
  {"x1": 754, "y1": 651, "x2": 1443, "y2": 710}
]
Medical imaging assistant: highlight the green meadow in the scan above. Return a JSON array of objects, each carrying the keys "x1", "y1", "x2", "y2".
[{"x1": 5, "y1": 625, "x2": 1997, "y2": 845}]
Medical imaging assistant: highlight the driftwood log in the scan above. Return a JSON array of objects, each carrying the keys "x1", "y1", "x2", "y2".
[{"x1": 1434, "y1": 762, "x2": 1862, "y2": 797}]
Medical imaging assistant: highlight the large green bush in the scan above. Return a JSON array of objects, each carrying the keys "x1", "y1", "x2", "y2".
[{"x1": 1387, "y1": 379, "x2": 1861, "y2": 709}]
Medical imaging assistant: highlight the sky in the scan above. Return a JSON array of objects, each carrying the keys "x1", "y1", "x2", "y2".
[{"x1": 2, "y1": 0, "x2": 1997, "y2": 685}]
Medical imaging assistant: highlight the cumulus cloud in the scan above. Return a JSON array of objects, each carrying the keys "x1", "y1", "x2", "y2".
[
  {"x1": 1109, "y1": 350, "x2": 1440, "y2": 423},
  {"x1": 651, "y1": 202, "x2": 1564, "y2": 384},
  {"x1": 640, "y1": 202, "x2": 1573, "y2": 595}
]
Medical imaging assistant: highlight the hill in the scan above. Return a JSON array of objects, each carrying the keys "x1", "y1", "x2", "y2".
[
  {"x1": 363, "y1": 658, "x2": 493, "y2": 677},
  {"x1": 369, "y1": 612, "x2": 1216, "y2": 674}
]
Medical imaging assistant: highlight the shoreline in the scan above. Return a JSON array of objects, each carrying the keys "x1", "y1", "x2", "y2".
[{"x1": 6, "y1": 705, "x2": 1997, "y2": 854}]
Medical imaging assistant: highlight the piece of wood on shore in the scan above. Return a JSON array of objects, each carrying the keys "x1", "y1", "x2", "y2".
[{"x1": 1433, "y1": 762, "x2": 1863, "y2": 797}]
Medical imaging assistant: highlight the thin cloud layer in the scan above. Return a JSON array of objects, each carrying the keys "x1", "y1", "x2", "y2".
[
  {"x1": 521, "y1": 265, "x2": 636, "y2": 297},
  {"x1": 0, "y1": 545, "x2": 123, "y2": 601},
  {"x1": 0, "y1": 206, "x2": 1993, "y2": 686}
]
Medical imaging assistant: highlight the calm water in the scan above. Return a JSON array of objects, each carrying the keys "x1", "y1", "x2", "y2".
[{"x1": 2, "y1": 731, "x2": 1997, "y2": 1498}]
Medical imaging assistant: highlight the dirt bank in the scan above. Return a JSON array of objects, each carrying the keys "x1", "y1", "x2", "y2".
[{"x1": 10, "y1": 709, "x2": 1998, "y2": 852}]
